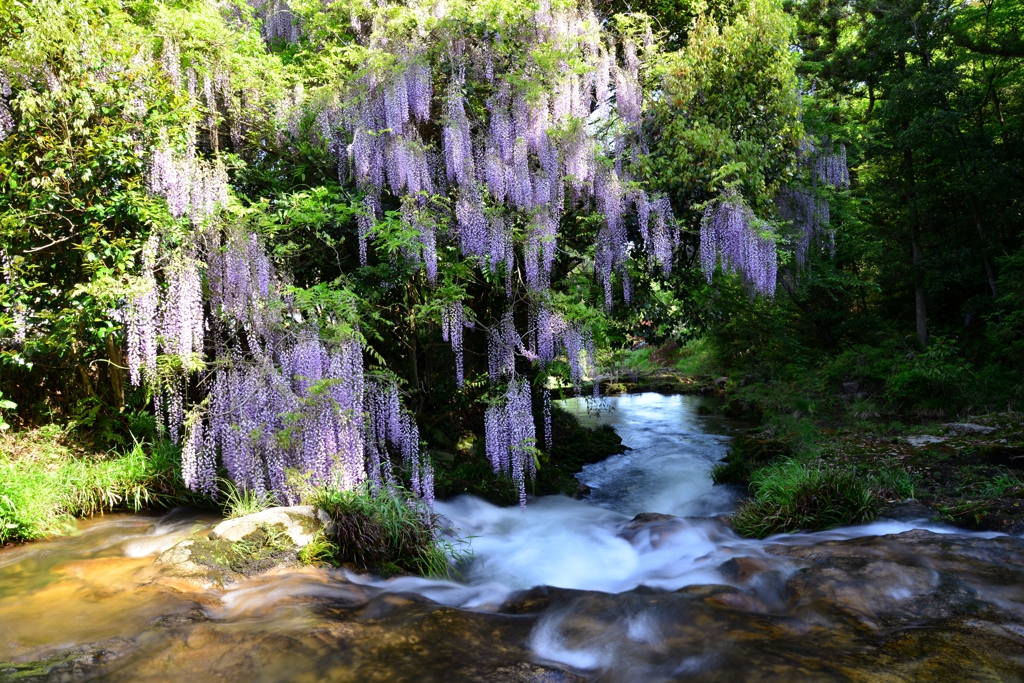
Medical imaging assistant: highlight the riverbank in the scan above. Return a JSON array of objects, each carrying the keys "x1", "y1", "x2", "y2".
[
  {"x1": 0, "y1": 404, "x2": 627, "y2": 555},
  {"x1": 717, "y1": 405, "x2": 1024, "y2": 537},
  {"x1": 0, "y1": 426, "x2": 194, "y2": 544},
  {"x1": 4, "y1": 395, "x2": 1024, "y2": 682},
  {"x1": 609, "y1": 343, "x2": 1024, "y2": 538}
]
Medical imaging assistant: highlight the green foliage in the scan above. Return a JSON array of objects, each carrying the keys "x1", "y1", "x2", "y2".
[
  {"x1": 710, "y1": 435, "x2": 791, "y2": 485},
  {"x1": 0, "y1": 428, "x2": 194, "y2": 544},
  {"x1": 310, "y1": 484, "x2": 464, "y2": 578},
  {"x1": 988, "y1": 247, "x2": 1024, "y2": 366},
  {"x1": 647, "y1": 0, "x2": 801, "y2": 218},
  {"x1": 0, "y1": 392, "x2": 14, "y2": 432},
  {"x1": 0, "y1": 0, "x2": 285, "y2": 432}
]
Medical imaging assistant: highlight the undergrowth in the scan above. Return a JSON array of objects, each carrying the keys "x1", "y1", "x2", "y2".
[{"x1": 0, "y1": 425, "x2": 195, "y2": 544}]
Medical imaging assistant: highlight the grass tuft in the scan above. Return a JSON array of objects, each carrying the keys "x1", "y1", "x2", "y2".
[
  {"x1": 732, "y1": 459, "x2": 881, "y2": 538},
  {"x1": 222, "y1": 480, "x2": 275, "y2": 519},
  {"x1": 311, "y1": 484, "x2": 466, "y2": 579}
]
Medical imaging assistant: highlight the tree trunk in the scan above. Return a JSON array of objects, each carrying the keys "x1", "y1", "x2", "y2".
[
  {"x1": 904, "y1": 148, "x2": 928, "y2": 349},
  {"x1": 968, "y1": 198, "x2": 999, "y2": 298},
  {"x1": 107, "y1": 335, "x2": 125, "y2": 409},
  {"x1": 897, "y1": 51, "x2": 928, "y2": 349}
]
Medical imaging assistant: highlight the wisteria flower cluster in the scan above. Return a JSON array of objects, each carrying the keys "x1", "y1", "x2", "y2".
[
  {"x1": 530, "y1": 305, "x2": 596, "y2": 395},
  {"x1": 484, "y1": 378, "x2": 537, "y2": 508},
  {"x1": 148, "y1": 136, "x2": 229, "y2": 223},
  {"x1": 0, "y1": 248, "x2": 28, "y2": 346},
  {"x1": 127, "y1": 225, "x2": 432, "y2": 504},
  {"x1": 814, "y1": 138, "x2": 850, "y2": 189},
  {"x1": 441, "y1": 300, "x2": 465, "y2": 387},
  {"x1": 327, "y1": 2, "x2": 676, "y2": 306},
  {"x1": 775, "y1": 135, "x2": 850, "y2": 267},
  {"x1": 0, "y1": 71, "x2": 14, "y2": 142},
  {"x1": 207, "y1": 229, "x2": 274, "y2": 336},
  {"x1": 700, "y1": 199, "x2": 778, "y2": 297},
  {"x1": 775, "y1": 187, "x2": 833, "y2": 266},
  {"x1": 248, "y1": 0, "x2": 301, "y2": 45}
]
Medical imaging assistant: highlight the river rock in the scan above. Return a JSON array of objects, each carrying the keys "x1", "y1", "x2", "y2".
[
  {"x1": 630, "y1": 512, "x2": 677, "y2": 524},
  {"x1": 156, "y1": 507, "x2": 328, "y2": 588},
  {"x1": 905, "y1": 434, "x2": 946, "y2": 447},
  {"x1": 766, "y1": 529, "x2": 1024, "y2": 625},
  {"x1": 944, "y1": 422, "x2": 997, "y2": 436},
  {"x1": 208, "y1": 505, "x2": 324, "y2": 547},
  {"x1": 490, "y1": 663, "x2": 586, "y2": 682}
]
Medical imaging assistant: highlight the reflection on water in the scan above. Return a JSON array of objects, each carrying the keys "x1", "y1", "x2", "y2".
[{"x1": 2, "y1": 393, "x2": 1024, "y2": 682}]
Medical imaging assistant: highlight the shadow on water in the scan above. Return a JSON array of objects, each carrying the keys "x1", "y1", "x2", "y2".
[{"x1": 3, "y1": 394, "x2": 1024, "y2": 682}]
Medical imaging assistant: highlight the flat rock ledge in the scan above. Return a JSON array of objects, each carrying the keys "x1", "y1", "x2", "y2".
[
  {"x1": 208, "y1": 505, "x2": 327, "y2": 546},
  {"x1": 156, "y1": 506, "x2": 328, "y2": 588}
]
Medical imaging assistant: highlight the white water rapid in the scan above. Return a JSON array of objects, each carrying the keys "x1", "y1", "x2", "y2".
[{"x1": 350, "y1": 393, "x2": 999, "y2": 608}]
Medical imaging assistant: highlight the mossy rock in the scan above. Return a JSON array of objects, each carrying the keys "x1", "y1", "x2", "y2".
[{"x1": 156, "y1": 521, "x2": 300, "y2": 587}]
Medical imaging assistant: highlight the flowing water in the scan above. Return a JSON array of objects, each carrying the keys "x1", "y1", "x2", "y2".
[{"x1": 3, "y1": 393, "x2": 1024, "y2": 682}]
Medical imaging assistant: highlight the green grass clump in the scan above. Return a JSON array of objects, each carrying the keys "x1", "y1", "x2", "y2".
[
  {"x1": 0, "y1": 426, "x2": 191, "y2": 544},
  {"x1": 732, "y1": 459, "x2": 881, "y2": 538},
  {"x1": 673, "y1": 337, "x2": 719, "y2": 375},
  {"x1": 311, "y1": 484, "x2": 464, "y2": 579},
  {"x1": 222, "y1": 480, "x2": 275, "y2": 519}
]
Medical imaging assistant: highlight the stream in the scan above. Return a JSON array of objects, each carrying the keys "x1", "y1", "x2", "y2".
[{"x1": 3, "y1": 393, "x2": 1024, "y2": 682}]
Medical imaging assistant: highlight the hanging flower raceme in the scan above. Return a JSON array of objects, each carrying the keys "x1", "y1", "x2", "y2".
[
  {"x1": 814, "y1": 137, "x2": 850, "y2": 189},
  {"x1": 366, "y1": 381, "x2": 433, "y2": 505},
  {"x1": 147, "y1": 132, "x2": 229, "y2": 223},
  {"x1": 700, "y1": 198, "x2": 778, "y2": 297},
  {"x1": 441, "y1": 301, "x2": 465, "y2": 386},
  {"x1": 487, "y1": 310, "x2": 519, "y2": 381},
  {"x1": 776, "y1": 187, "x2": 833, "y2": 266},
  {"x1": 126, "y1": 236, "x2": 160, "y2": 387},
  {"x1": 484, "y1": 378, "x2": 537, "y2": 508},
  {"x1": 532, "y1": 304, "x2": 595, "y2": 396},
  {"x1": 126, "y1": 218, "x2": 434, "y2": 504},
  {"x1": 0, "y1": 71, "x2": 14, "y2": 141},
  {"x1": 775, "y1": 134, "x2": 848, "y2": 268},
  {"x1": 207, "y1": 231, "x2": 274, "y2": 336}
]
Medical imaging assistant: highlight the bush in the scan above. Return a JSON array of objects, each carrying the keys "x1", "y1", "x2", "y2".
[{"x1": 311, "y1": 485, "x2": 463, "y2": 578}]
